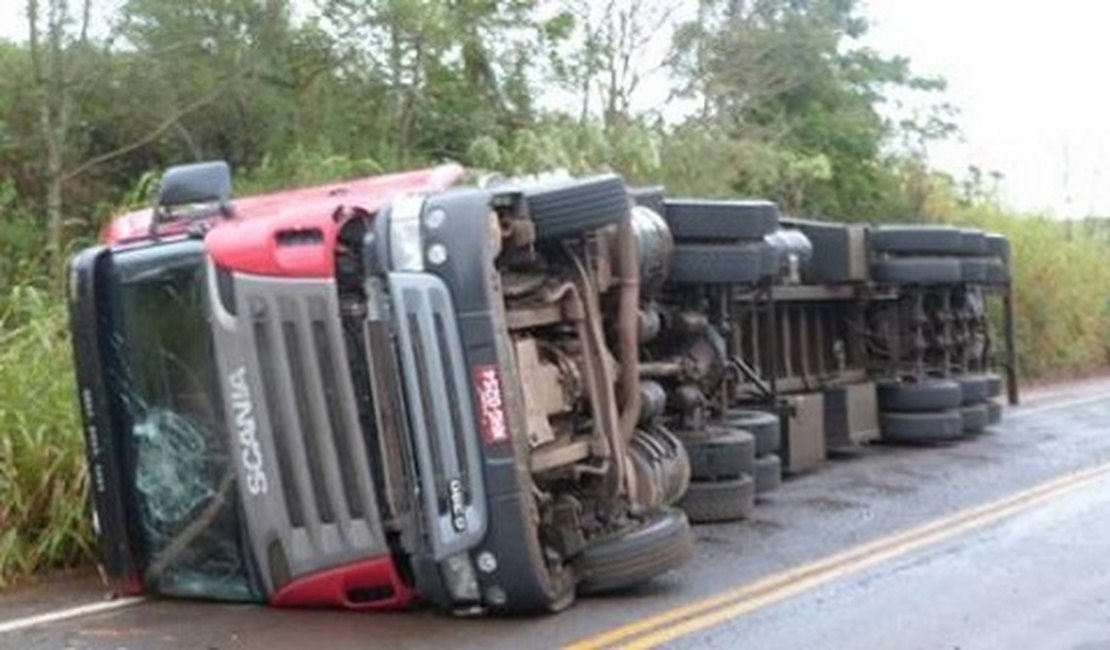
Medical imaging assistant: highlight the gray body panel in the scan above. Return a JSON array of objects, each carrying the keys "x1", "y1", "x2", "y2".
[
  {"x1": 387, "y1": 271, "x2": 489, "y2": 561},
  {"x1": 208, "y1": 269, "x2": 390, "y2": 594}
]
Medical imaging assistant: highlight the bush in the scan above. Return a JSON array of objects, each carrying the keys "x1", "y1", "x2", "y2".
[{"x1": 0, "y1": 285, "x2": 93, "y2": 586}]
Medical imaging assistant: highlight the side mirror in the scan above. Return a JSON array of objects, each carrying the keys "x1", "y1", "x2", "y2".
[
  {"x1": 151, "y1": 160, "x2": 233, "y2": 235},
  {"x1": 158, "y1": 160, "x2": 231, "y2": 208}
]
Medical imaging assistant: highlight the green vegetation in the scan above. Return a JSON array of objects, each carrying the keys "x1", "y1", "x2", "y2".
[
  {"x1": 0, "y1": 0, "x2": 1106, "y2": 585},
  {"x1": 934, "y1": 198, "x2": 1110, "y2": 379},
  {"x1": 0, "y1": 286, "x2": 91, "y2": 586}
]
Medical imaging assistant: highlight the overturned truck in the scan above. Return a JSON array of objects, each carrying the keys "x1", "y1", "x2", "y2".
[{"x1": 69, "y1": 162, "x2": 1014, "y2": 615}]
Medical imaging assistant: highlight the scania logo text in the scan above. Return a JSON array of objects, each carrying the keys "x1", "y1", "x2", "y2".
[{"x1": 229, "y1": 366, "x2": 268, "y2": 495}]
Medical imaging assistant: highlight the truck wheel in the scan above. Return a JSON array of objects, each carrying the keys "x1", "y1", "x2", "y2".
[
  {"x1": 629, "y1": 186, "x2": 666, "y2": 216},
  {"x1": 984, "y1": 373, "x2": 1002, "y2": 398},
  {"x1": 870, "y1": 226, "x2": 965, "y2": 255},
  {"x1": 877, "y1": 379, "x2": 962, "y2": 412},
  {"x1": 678, "y1": 426, "x2": 755, "y2": 481},
  {"x1": 985, "y1": 233, "x2": 1010, "y2": 260},
  {"x1": 669, "y1": 242, "x2": 774, "y2": 285},
  {"x1": 960, "y1": 257, "x2": 989, "y2": 284},
  {"x1": 678, "y1": 476, "x2": 757, "y2": 524},
  {"x1": 955, "y1": 374, "x2": 991, "y2": 405},
  {"x1": 880, "y1": 410, "x2": 963, "y2": 444},
  {"x1": 959, "y1": 229, "x2": 988, "y2": 255},
  {"x1": 870, "y1": 257, "x2": 963, "y2": 285},
  {"x1": 987, "y1": 400, "x2": 1003, "y2": 425},
  {"x1": 725, "y1": 410, "x2": 781, "y2": 455},
  {"x1": 986, "y1": 258, "x2": 1009, "y2": 285},
  {"x1": 576, "y1": 508, "x2": 694, "y2": 595},
  {"x1": 664, "y1": 199, "x2": 779, "y2": 241},
  {"x1": 754, "y1": 454, "x2": 782, "y2": 495},
  {"x1": 960, "y1": 403, "x2": 989, "y2": 434},
  {"x1": 524, "y1": 174, "x2": 630, "y2": 241}
]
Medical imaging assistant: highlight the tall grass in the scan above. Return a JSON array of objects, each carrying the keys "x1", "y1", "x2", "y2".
[
  {"x1": 0, "y1": 285, "x2": 93, "y2": 586},
  {"x1": 938, "y1": 202, "x2": 1110, "y2": 378}
]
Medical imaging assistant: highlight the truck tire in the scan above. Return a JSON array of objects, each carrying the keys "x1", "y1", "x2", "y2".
[
  {"x1": 877, "y1": 379, "x2": 963, "y2": 412},
  {"x1": 985, "y1": 233, "x2": 1010, "y2": 260},
  {"x1": 959, "y1": 229, "x2": 988, "y2": 255},
  {"x1": 871, "y1": 257, "x2": 963, "y2": 285},
  {"x1": 678, "y1": 476, "x2": 757, "y2": 524},
  {"x1": 678, "y1": 426, "x2": 756, "y2": 481},
  {"x1": 664, "y1": 199, "x2": 779, "y2": 241},
  {"x1": 629, "y1": 185, "x2": 666, "y2": 216},
  {"x1": 524, "y1": 174, "x2": 630, "y2": 241},
  {"x1": 725, "y1": 410, "x2": 781, "y2": 456},
  {"x1": 986, "y1": 258, "x2": 1009, "y2": 285},
  {"x1": 985, "y1": 373, "x2": 1002, "y2": 398},
  {"x1": 960, "y1": 257, "x2": 989, "y2": 284},
  {"x1": 960, "y1": 403, "x2": 989, "y2": 434},
  {"x1": 870, "y1": 226, "x2": 965, "y2": 255},
  {"x1": 670, "y1": 242, "x2": 774, "y2": 285},
  {"x1": 576, "y1": 508, "x2": 694, "y2": 595},
  {"x1": 881, "y1": 410, "x2": 963, "y2": 443},
  {"x1": 956, "y1": 374, "x2": 991, "y2": 405},
  {"x1": 987, "y1": 400, "x2": 1003, "y2": 425},
  {"x1": 754, "y1": 454, "x2": 782, "y2": 495}
]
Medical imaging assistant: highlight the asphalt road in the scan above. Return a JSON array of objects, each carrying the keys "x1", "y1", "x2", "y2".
[{"x1": 5, "y1": 377, "x2": 1110, "y2": 650}]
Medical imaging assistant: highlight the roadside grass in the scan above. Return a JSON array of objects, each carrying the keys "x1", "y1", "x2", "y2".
[
  {"x1": 0, "y1": 284, "x2": 93, "y2": 587},
  {"x1": 938, "y1": 202, "x2": 1110, "y2": 378}
]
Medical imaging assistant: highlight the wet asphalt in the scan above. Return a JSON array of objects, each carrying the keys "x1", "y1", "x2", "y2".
[{"x1": 4, "y1": 377, "x2": 1110, "y2": 650}]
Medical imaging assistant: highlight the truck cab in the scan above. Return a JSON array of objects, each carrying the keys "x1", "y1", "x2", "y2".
[{"x1": 70, "y1": 162, "x2": 693, "y2": 615}]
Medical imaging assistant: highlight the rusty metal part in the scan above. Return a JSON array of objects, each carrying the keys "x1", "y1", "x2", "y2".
[
  {"x1": 502, "y1": 273, "x2": 548, "y2": 298},
  {"x1": 629, "y1": 205, "x2": 674, "y2": 291},
  {"x1": 627, "y1": 427, "x2": 690, "y2": 511},
  {"x1": 566, "y1": 249, "x2": 626, "y2": 501},
  {"x1": 638, "y1": 380, "x2": 668, "y2": 424},
  {"x1": 530, "y1": 439, "x2": 593, "y2": 474},
  {"x1": 640, "y1": 361, "x2": 683, "y2": 378},
  {"x1": 616, "y1": 213, "x2": 643, "y2": 450},
  {"x1": 514, "y1": 337, "x2": 572, "y2": 449},
  {"x1": 639, "y1": 305, "x2": 662, "y2": 343}
]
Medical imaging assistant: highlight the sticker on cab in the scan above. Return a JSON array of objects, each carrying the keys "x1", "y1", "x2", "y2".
[{"x1": 473, "y1": 365, "x2": 509, "y2": 445}]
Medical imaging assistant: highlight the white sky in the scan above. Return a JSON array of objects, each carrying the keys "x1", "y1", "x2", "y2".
[
  {"x1": 863, "y1": 0, "x2": 1110, "y2": 217},
  {"x1": 2, "y1": 0, "x2": 1108, "y2": 216}
]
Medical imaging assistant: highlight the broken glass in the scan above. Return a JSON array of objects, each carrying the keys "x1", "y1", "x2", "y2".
[{"x1": 102, "y1": 242, "x2": 262, "y2": 602}]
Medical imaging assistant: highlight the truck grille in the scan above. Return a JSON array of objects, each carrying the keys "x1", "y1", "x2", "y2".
[
  {"x1": 240, "y1": 280, "x2": 384, "y2": 557},
  {"x1": 388, "y1": 273, "x2": 488, "y2": 560}
]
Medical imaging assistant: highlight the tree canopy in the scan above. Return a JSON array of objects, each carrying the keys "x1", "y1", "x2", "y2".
[{"x1": 0, "y1": 0, "x2": 957, "y2": 268}]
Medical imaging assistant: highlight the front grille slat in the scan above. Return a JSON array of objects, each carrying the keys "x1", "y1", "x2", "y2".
[
  {"x1": 257, "y1": 300, "x2": 321, "y2": 533},
  {"x1": 313, "y1": 320, "x2": 365, "y2": 520},
  {"x1": 285, "y1": 316, "x2": 337, "y2": 527},
  {"x1": 388, "y1": 273, "x2": 488, "y2": 561},
  {"x1": 253, "y1": 320, "x2": 305, "y2": 529},
  {"x1": 244, "y1": 283, "x2": 384, "y2": 561}
]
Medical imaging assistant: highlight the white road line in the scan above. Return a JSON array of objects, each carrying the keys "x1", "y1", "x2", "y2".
[
  {"x1": 1009, "y1": 393, "x2": 1110, "y2": 419},
  {"x1": 0, "y1": 596, "x2": 146, "y2": 635}
]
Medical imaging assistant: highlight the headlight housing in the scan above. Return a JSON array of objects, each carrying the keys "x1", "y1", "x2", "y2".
[{"x1": 389, "y1": 195, "x2": 426, "y2": 272}]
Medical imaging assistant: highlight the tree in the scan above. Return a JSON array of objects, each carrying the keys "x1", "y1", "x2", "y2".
[
  {"x1": 26, "y1": 0, "x2": 91, "y2": 258},
  {"x1": 668, "y1": 0, "x2": 951, "y2": 219}
]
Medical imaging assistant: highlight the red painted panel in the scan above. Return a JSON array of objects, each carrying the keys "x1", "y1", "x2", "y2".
[
  {"x1": 270, "y1": 556, "x2": 418, "y2": 611},
  {"x1": 102, "y1": 164, "x2": 466, "y2": 277}
]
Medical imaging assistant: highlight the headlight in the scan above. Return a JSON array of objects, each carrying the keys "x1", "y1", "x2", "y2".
[
  {"x1": 441, "y1": 552, "x2": 480, "y2": 603},
  {"x1": 389, "y1": 195, "x2": 426, "y2": 271}
]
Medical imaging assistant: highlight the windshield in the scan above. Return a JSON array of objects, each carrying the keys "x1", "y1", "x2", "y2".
[{"x1": 102, "y1": 240, "x2": 260, "y2": 601}]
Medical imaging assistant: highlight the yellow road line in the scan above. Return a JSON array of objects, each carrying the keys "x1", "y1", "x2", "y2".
[{"x1": 566, "y1": 461, "x2": 1110, "y2": 650}]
